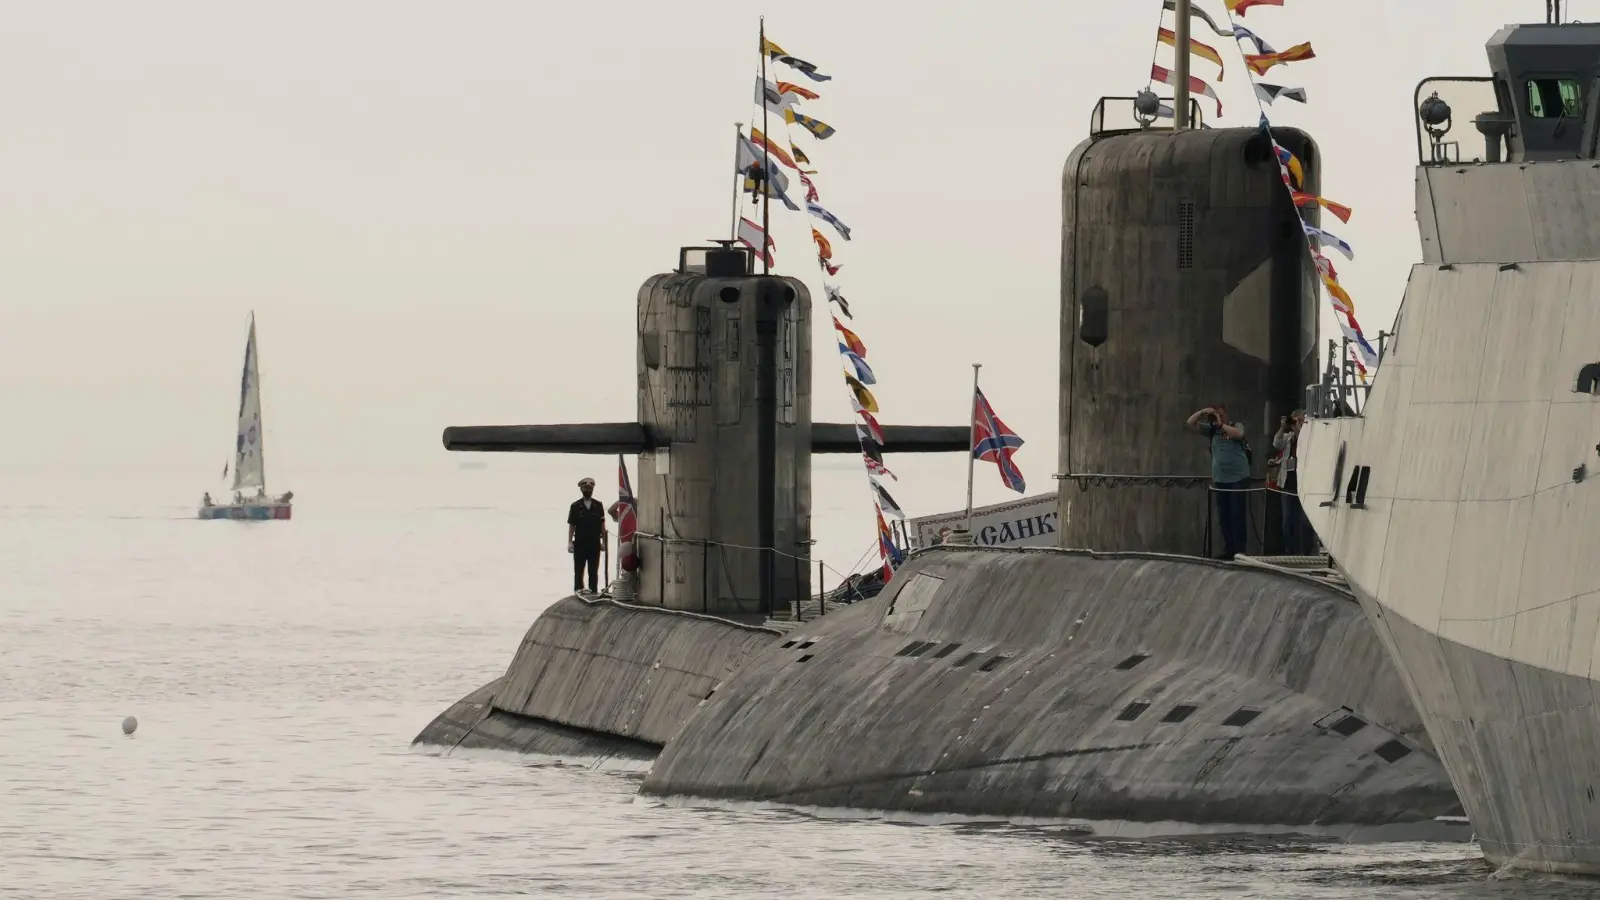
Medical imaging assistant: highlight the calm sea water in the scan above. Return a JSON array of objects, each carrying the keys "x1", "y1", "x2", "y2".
[{"x1": 1, "y1": 466, "x2": 1592, "y2": 899}]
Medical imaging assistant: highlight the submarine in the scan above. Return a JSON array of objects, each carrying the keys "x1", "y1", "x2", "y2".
[{"x1": 416, "y1": 95, "x2": 1470, "y2": 838}]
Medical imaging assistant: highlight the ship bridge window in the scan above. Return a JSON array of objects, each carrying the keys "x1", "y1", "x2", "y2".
[{"x1": 1527, "y1": 77, "x2": 1582, "y2": 118}]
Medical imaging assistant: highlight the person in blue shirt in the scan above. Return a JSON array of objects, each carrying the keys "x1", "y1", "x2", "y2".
[{"x1": 1187, "y1": 404, "x2": 1250, "y2": 560}]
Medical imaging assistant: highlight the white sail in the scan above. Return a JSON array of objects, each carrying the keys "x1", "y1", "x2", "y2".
[{"x1": 230, "y1": 315, "x2": 265, "y2": 492}]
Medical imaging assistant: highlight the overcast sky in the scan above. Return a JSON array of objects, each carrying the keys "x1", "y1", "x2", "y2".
[{"x1": 0, "y1": 1, "x2": 1571, "y2": 508}]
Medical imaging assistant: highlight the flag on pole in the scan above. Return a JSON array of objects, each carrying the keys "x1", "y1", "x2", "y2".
[
  {"x1": 1302, "y1": 222, "x2": 1355, "y2": 261},
  {"x1": 1157, "y1": 27, "x2": 1225, "y2": 80},
  {"x1": 750, "y1": 125, "x2": 799, "y2": 170},
  {"x1": 778, "y1": 81, "x2": 820, "y2": 100},
  {"x1": 761, "y1": 36, "x2": 832, "y2": 82},
  {"x1": 972, "y1": 387, "x2": 1026, "y2": 494},
  {"x1": 864, "y1": 455, "x2": 897, "y2": 480},
  {"x1": 825, "y1": 285, "x2": 852, "y2": 319},
  {"x1": 735, "y1": 134, "x2": 800, "y2": 210},
  {"x1": 785, "y1": 108, "x2": 836, "y2": 140},
  {"x1": 840, "y1": 345, "x2": 875, "y2": 384},
  {"x1": 833, "y1": 316, "x2": 866, "y2": 357},
  {"x1": 736, "y1": 217, "x2": 774, "y2": 267},
  {"x1": 1255, "y1": 83, "x2": 1308, "y2": 105},
  {"x1": 608, "y1": 454, "x2": 638, "y2": 571},
  {"x1": 806, "y1": 201, "x2": 852, "y2": 241},
  {"x1": 845, "y1": 374, "x2": 878, "y2": 412},
  {"x1": 872, "y1": 480, "x2": 906, "y2": 519},
  {"x1": 1226, "y1": 0, "x2": 1284, "y2": 15},
  {"x1": 855, "y1": 404, "x2": 886, "y2": 446},
  {"x1": 754, "y1": 78, "x2": 803, "y2": 117},
  {"x1": 1151, "y1": 63, "x2": 1222, "y2": 117},
  {"x1": 1291, "y1": 191, "x2": 1353, "y2": 224},
  {"x1": 876, "y1": 506, "x2": 904, "y2": 579},
  {"x1": 1162, "y1": 0, "x2": 1232, "y2": 37},
  {"x1": 1232, "y1": 25, "x2": 1276, "y2": 56},
  {"x1": 1245, "y1": 43, "x2": 1316, "y2": 76}
]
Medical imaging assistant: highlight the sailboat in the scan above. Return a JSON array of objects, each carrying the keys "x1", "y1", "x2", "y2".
[{"x1": 198, "y1": 313, "x2": 292, "y2": 521}]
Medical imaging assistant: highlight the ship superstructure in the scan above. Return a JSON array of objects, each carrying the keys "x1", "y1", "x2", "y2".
[{"x1": 1298, "y1": 20, "x2": 1600, "y2": 875}]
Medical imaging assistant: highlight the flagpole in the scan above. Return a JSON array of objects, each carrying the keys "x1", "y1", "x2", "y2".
[
  {"x1": 758, "y1": 17, "x2": 772, "y2": 275},
  {"x1": 1172, "y1": 0, "x2": 1191, "y2": 130},
  {"x1": 965, "y1": 363, "x2": 981, "y2": 532},
  {"x1": 730, "y1": 121, "x2": 744, "y2": 241}
]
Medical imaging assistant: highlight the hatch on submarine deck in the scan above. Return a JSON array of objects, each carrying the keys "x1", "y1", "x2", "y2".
[{"x1": 415, "y1": 100, "x2": 1465, "y2": 838}]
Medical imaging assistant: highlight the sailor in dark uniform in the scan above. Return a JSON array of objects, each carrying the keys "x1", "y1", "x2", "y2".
[{"x1": 567, "y1": 477, "x2": 607, "y2": 594}]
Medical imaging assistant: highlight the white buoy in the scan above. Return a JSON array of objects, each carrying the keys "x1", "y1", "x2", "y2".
[{"x1": 121, "y1": 716, "x2": 137, "y2": 735}]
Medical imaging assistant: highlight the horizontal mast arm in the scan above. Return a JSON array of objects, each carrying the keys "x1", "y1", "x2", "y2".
[
  {"x1": 811, "y1": 423, "x2": 970, "y2": 454},
  {"x1": 443, "y1": 423, "x2": 651, "y2": 454}
]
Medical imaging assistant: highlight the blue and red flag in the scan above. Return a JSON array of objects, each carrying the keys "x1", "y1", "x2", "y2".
[
  {"x1": 608, "y1": 454, "x2": 637, "y2": 545},
  {"x1": 877, "y1": 506, "x2": 904, "y2": 580},
  {"x1": 609, "y1": 454, "x2": 639, "y2": 572},
  {"x1": 972, "y1": 387, "x2": 1026, "y2": 494}
]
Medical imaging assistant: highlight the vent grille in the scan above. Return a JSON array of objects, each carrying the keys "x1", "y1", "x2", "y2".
[
  {"x1": 977, "y1": 655, "x2": 1009, "y2": 672},
  {"x1": 1118, "y1": 702, "x2": 1150, "y2": 722},
  {"x1": 1114, "y1": 653, "x2": 1150, "y2": 671},
  {"x1": 1178, "y1": 200, "x2": 1196, "y2": 270},
  {"x1": 1329, "y1": 715, "x2": 1368, "y2": 737},
  {"x1": 1222, "y1": 708, "x2": 1261, "y2": 727},
  {"x1": 1162, "y1": 704, "x2": 1199, "y2": 724},
  {"x1": 1375, "y1": 740, "x2": 1413, "y2": 763}
]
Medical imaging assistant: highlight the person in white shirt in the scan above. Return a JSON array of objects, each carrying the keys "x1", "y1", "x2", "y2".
[{"x1": 1273, "y1": 410, "x2": 1308, "y2": 553}]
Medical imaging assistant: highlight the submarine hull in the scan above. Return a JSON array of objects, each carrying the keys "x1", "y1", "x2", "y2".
[
  {"x1": 640, "y1": 547, "x2": 1465, "y2": 834},
  {"x1": 412, "y1": 595, "x2": 780, "y2": 760}
]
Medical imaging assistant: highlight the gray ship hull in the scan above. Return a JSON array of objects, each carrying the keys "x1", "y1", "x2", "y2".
[
  {"x1": 417, "y1": 546, "x2": 1464, "y2": 834},
  {"x1": 413, "y1": 595, "x2": 780, "y2": 760},
  {"x1": 1357, "y1": 590, "x2": 1600, "y2": 872}
]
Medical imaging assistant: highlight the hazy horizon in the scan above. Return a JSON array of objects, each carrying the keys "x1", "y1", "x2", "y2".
[{"x1": 0, "y1": 1, "x2": 1566, "y2": 511}]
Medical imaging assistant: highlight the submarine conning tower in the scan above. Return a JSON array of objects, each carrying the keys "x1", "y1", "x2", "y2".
[
  {"x1": 1057, "y1": 98, "x2": 1321, "y2": 556},
  {"x1": 442, "y1": 245, "x2": 967, "y2": 621}
]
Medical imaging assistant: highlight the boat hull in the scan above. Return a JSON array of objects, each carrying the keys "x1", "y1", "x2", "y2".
[
  {"x1": 640, "y1": 547, "x2": 1465, "y2": 834},
  {"x1": 1355, "y1": 586, "x2": 1600, "y2": 873},
  {"x1": 419, "y1": 546, "x2": 1465, "y2": 835},
  {"x1": 1297, "y1": 256, "x2": 1600, "y2": 873},
  {"x1": 198, "y1": 503, "x2": 291, "y2": 521}
]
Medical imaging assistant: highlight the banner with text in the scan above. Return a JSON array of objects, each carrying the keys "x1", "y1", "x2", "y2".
[{"x1": 908, "y1": 492, "x2": 1059, "y2": 550}]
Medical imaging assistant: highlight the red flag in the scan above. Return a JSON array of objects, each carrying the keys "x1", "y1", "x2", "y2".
[
  {"x1": 833, "y1": 316, "x2": 866, "y2": 357},
  {"x1": 857, "y1": 407, "x2": 886, "y2": 446},
  {"x1": 736, "y1": 217, "x2": 774, "y2": 267},
  {"x1": 1151, "y1": 63, "x2": 1221, "y2": 117},
  {"x1": 607, "y1": 456, "x2": 636, "y2": 540},
  {"x1": 607, "y1": 455, "x2": 638, "y2": 571}
]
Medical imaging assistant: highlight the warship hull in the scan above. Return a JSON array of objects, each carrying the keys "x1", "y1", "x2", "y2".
[
  {"x1": 1293, "y1": 20, "x2": 1600, "y2": 867},
  {"x1": 1299, "y1": 259, "x2": 1600, "y2": 873}
]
